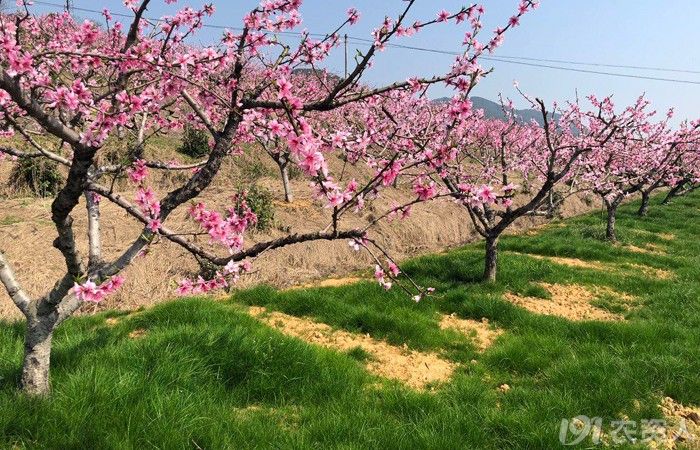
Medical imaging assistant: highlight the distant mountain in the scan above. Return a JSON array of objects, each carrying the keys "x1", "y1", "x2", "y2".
[
  {"x1": 291, "y1": 68, "x2": 341, "y2": 83},
  {"x1": 433, "y1": 96, "x2": 556, "y2": 126}
]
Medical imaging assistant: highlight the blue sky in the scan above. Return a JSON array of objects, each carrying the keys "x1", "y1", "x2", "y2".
[{"x1": 30, "y1": 1, "x2": 700, "y2": 124}]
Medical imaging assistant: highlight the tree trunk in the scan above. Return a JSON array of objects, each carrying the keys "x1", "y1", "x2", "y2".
[
  {"x1": 662, "y1": 180, "x2": 687, "y2": 205},
  {"x1": 484, "y1": 235, "x2": 499, "y2": 283},
  {"x1": 21, "y1": 318, "x2": 55, "y2": 396},
  {"x1": 278, "y1": 161, "x2": 293, "y2": 203},
  {"x1": 606, "y1": 203, "x2": 618, "y2": 242},
  {"x1": 637, "y1": 191, "x2": 650, "y2": 216},
  {"x1": 85, "y1": 191, "x2": 103, "y2": 268}
]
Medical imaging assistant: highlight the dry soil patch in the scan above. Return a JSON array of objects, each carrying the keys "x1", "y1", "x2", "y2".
[
  {"x1": 248, "y1": 306, "x2": 455, "y2": 389},
  {"x1": 624, "y1": 244, "x2": 667, "y2": 256},
  {"x1": 289, "y1": 276, "x2": 367, "y2": 290},
  {"x1": 517, "y1": 253, "x2": 608, "y2": 271},
  {"x1": 624, "y1": 263, "x2": 674, "y2": 280},
  {"x1": 515, "y1": 252, "x2": 674, "y2": 280},
  {"x1": 439, "y1": 314, "x2": 503, "y2": 351},
  {"x1": 655, "y1": 397, "x2": 700, "y2": 449},
  {"x1": 128, "y1": 328, "x2": 147, "y2": 339},
  {"x1": 621, "y1": 397, "x2": 700, "y2": 449},
  {"x1": 504, "y1": 283, "x2": 632, "y2": 322}
]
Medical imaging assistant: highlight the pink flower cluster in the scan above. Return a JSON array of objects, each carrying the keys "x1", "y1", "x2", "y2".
[
  {"x1": 413, "y1": 178, "x2": 437, "y2": 201},
  {"x1": 127, "y1": 159, "x2": 149, "y2": 184},
  {"x1": 73, "y1": 275, "x2": 125, "y2": 303},
  {"x1": 135, "y1": 187, "x2": 162, "y2": 232},
  {"x1": 46, "y1": 80, "x2": 93, "y2": 112},
  {"x1": 176, "y1": 260, "x2": 252, "y2": 295},
  {"x1": 127, "y1": 160, "x2": 162, "y2": 233},
  {"x1": 456, "y1": 183, "x2": 516, "y2": 209},
  {"x1": 188, "y1": 196, "x2": 257, "y2": 253},
  {"x1": 374, "y1": 265, "x2": 392, "y2": 290}
]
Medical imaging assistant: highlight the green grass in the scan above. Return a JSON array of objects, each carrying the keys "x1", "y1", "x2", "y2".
[
  {"x1": 1, "y1": 193, "x2": 699, "y2": 449},
  {"x1": 0, "y1": 215, "x2": 22, "y2": 227}
]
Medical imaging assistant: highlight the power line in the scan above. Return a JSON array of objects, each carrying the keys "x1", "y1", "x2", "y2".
[
  {"x1": 481, "y1": 57, "x2": 700, "y2": 86},
  {"x1": 346, "y1": 37, "x2": 700, "y2": 86},
  {"x1": 348, "y1": 36, "x2": 700, "y2": 77},
  {"x1": 28, "y1": 0, "x2": 700, "y2": 86},
  {"x1": 484, "y1": 54, "x2": 700, "y2": 76}
]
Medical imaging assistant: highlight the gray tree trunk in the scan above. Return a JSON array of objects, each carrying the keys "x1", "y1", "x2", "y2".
[
  {"x1": 484, "y1": 235, "x2": 499, "y2": 283},
  {"x1": 637, "y1": 191, "x2": 650, "y2": 216},
  {"x1": 85, "y1": 191, "x2": 103, "y2": 268},
  {"x1": 606, "y1": 203, "x2": 618, "y2": 242},
  {"x1": 278, "y1": 160, "x2": 293, "y2": 203},
  {"x1": 21, "y1": 317, "x2": 55, "y2": 396}
]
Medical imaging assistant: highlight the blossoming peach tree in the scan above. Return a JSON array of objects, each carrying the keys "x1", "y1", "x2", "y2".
[
  {"x1": 0, "y1": 0, "x2": 536, "y2": 394},
  {"x1": 578, "y1": 96, "x2": 700, "y2": 240},
  {"x1": 365, "y1": 90, "x2": 634, "y2": 282},
  {"x1": 661, "y1": 145, "x2": 700, "y2": 205}
]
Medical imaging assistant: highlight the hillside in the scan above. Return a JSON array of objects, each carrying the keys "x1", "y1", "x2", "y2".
[
  {"x1": 434, "y1": 96, "x2": 557, "y2": 126},
  {"x1": 0, "y1": 144, "x2": 596, "y2": 321}
]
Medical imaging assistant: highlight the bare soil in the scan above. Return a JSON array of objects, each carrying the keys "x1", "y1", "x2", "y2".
[
  {"x1": 288, "y1": 276, "x2": 368, "y2": 290},
  {"x1": 624, "y1": 263, "x2": 674, "y2": 280},
  {"x1": 656, "y1": 397, "x2": 700, "y2": 449},
  {"x1": 518, "y1": 253, "x2": 608, "y2": 271},
  {"x1": 625, "y1": 244, "x2": 666, "y2": 256},
  {"x1": 514, "y1": 252, "x2": 674, "y2": 280},
  {"x1": 439, "y1": 313, "x2": 503, "y2": 351},
  {"x1": 248, "y1": 306, "x2": 455, "y2": 389},
  {"x1": 504, "y1": 283, "x2": 635, "y2": 322}
]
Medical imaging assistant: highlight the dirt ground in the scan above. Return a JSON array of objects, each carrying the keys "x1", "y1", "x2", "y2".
[
  {"x1": 0, "y1": 151, "x2": 597, "y2": 322},
  {"x1": 504, "y1": 283, "x2": 635, "y2": 322},
  {"x1": 248, "y1": 306, "x2": 456, "y2": 389}
]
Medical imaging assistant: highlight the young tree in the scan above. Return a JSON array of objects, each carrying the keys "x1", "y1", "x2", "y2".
[
  {"x1": 580, "y1": 97, "x2": 698, "y2": 240},
  {"x1": 369, "y1": 91, "x2": 624, "y2": 282},
  {"x1": 635, "y1": 121, "x2": 700, "y2": 216},
  {"x1": 0, "y1": 0, "x2": 537, "y2": 395},
  {"x1": 660, "y1": 141, "x2": 700, "y2": 205}
]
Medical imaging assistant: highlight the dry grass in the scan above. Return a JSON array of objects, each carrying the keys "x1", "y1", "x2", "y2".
[
  {"x1": 624, "y1": 263, "x2": 674, "y2": 280},
  {"x1": 624, "y1": 244, "x2": 667, "y2": 256},
  {"x1": 512, "y1": 251, "x2": 674, "y2": 281},
  {"x1": 288, "y1": 276, "x2": 368, "y2": 290},
  {"x1": 128, "y1": 328, "x2": 147, "y2": 339},
  {"x1": 657, "y1": 397, "x2": 700, "y2": 449}
]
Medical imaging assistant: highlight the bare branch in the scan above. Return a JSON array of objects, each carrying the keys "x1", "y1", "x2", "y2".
[
  {"x1": 4, "y1": 115, "x2": 71, "y2": 165},
  {"x1": 85, "y1": 191, "x2": 103, "y2": 270},
  {"x1": 0, "y1": 251, "x2": 32, "y2": 317},
  {"x1": 182, "y1": 90, "x2": 219, "y2": 138},
  {"x1": 88, "y1": 181, "x2": 364, "y2": 268}
]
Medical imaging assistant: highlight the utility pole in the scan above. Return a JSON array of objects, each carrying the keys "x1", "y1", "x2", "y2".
[
  {"x1": 65, "y1": 0, "x2": 72, "y2": 13},
  {"x1": 344, "y1": 34, "x2": 348, "y2": 78}
]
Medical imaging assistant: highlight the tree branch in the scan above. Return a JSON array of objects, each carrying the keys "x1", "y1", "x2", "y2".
[
  {"x1": 182, "y1": 90, "x2": 219, "y2": 138},
  {"x1": 88, "y1": 181, "x2": 364, "y2": 268},
  {"x1": 0, "y1": 251, "x2": 32, "y2": 317}
]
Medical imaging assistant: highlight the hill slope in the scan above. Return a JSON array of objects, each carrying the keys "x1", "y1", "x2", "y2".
[{"x1": 434, "y1": 96, "x2": 557, "y2": 126}]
